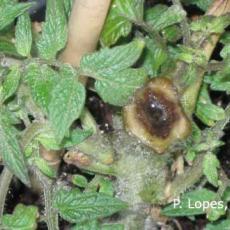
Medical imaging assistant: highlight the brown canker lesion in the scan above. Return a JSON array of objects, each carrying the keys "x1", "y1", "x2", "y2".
[
  {"x1": 136, "y1": 88, "x2": 179, "y2": 139},
  {"x1": 124, "y1": 77, "x2": 191, "y2": 154}
]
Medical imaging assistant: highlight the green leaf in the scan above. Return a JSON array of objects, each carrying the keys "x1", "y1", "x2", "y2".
[
  {"x1": 63, "y1": 128, "x2": 93, "y2": 147},
  {"x1": 95, "y1": 68, "x2": 147, "y2": 106},
  {"x1": 48, "y1": 77, "x2": 85, "y2": 143},
  {"x1": 98, "y1": 177, "x2": 114, "y2": 196},
  {"x1": 34, "y1": 157, "x2": 56, "y2": 178},
  {"x1": 205, "y1": 65, "x2": 230, "y2": 93},
  {"x1": 161, "y1": 189, "x2": 219, "y2": 216},
  {"x1": 102, "y1": 224, "x2": 124, "y2": 230},
  {"x1": 145, "y1": 4, "x2": 168, "y2": 26},
  {"x1": 146, "y1": 5, "x2": 186, "y2": 31},
  {"x1": 36, "y1": 128, "x2": 92, "y2": 150},
  {"x1": 114, "y1": 0, "x2": 144, "y2": 21},
  {"x1": 15, "y1": 12, "x2": 32, "y2": 57},
  {"x1": 100, "y1": 0, "x2": 132, "y2": 47},
  {"x1": 185, "y1": 149, "x2": 197, "y2": 164},
  {"x1": 220, "y1": 32, "x2": 230, "y2": 45},
  {"x1": 205, "y1": 220, "x2": 230, "y2": 230},
  {"x1": 0, "y1": 37, "x2": 21, "y2": 57},
  {"x1": 220, "y1": 32, "x2": 230, "y2": 59},
  {"x1": 191, "y1": 15, "x2": 230, "y2": 34},
  {"x1": 222, "y1": 186, "x2": 230, "y2": 202},
  {"x1": 72, "y1": 175, "x2": 88, "y2": 188},
  {"x1": 2, "y1": 65, "x2": 21, "y2": 102},
  {"x1": 59, "y1": 63, "x2": 79, "y2": 80},
  {"x1": 162, "y1": 25, "x2": 182, "y2": 42},
  {"x1": 196, "y1": 85, "x2": 225, "y2": 126},
  {"x1": 143, "y1": 37, "x2": 168, "y2": 76},
  {"x1": 194, "y1": 140, "x2": 224, "y2": 152},
  {"x1": 183, "y1": 0, "x2": 212, "y2": 11},
  {"x1": 0, "y1": 105, "x2": 21, "y2": 125},
  {"x1": 206, "y1": 204, "x2": 226, "y2": 221},
  {"x1": 220, "y1": 44, "x2": 230, "y2": 59},
  {"x1": 80, "y1": 109, "x2": 97, "y2": 134},
  {"x1": 170, "y1": 45, "x2": 207, "y2": 66},
  {"x1": 72, "y1": 221, "x2": 124, "y2": 230},
  {"x1": 0, "y1": 2, "x2": 33, "y2": 31},
  {"x1": 100, "y1": 0, "x2": 144, "y2": 46},
  {"x1": 64, "y1": 0, "x2": 74, "y2": 18},
  {"x1": 2, "y1": 204, "x2": 38, "y2": 230},
  {"x1": 181, "y1": 64, "x2": 198, "y2": 88},
  {"x1": 25, "y1": 63, "x2": 59, "y2": 113},
  {"x1": 71, "y1": 220, "x2": 100, "y2": 230},
  {"x1": 37, "y1": 0, "x2": 67, "y2": 59},
  {"x1": 54, "y1": 189, "x2": 127, "y2": 223},
  {"x1": 0, "y1": 110, "x2": 30, "y2": 185},
  {"x1": 80, "y1": 39, "x2": 145, "y2": 77},
  {"x1": 203, "y1": 153, "x2": 220, "y2": 187}
]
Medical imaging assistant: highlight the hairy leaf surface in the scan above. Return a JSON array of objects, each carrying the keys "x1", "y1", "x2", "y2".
[
  {"x1": 37, "y1": 0, "x2": 67, "y2": 59},
  {"x1": 0, "y1": 110, "x2": 30, "y2": 185},
  {"x1": 15, "y1": 12, "x2": 32, "y2": 57},
  {"x1": 2, "y1": 204, "x2": 38, "y2": 230},
  {"x1": 80, "y1": 39, "x2": 145, "y2": 77},
  {"x1": 0, "y1": 2, "x2": 33, "y2": 31},
  {"x1": 95, "y1": 68, "x2": 147, "y2": 106},
  {"x1": 54, "y1": 189, "x2": 127, "y2": 223},
  {"x1": 48, "y1": 77, "x2": 85, "y2": 143},
  {"x1": 2, "y1": 65, "x2": 21, "y2": 102}
]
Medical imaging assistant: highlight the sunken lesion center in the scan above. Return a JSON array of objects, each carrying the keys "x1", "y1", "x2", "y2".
[{"x1": 136, "y1": 89, "x2": 178, "y2": 138}]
